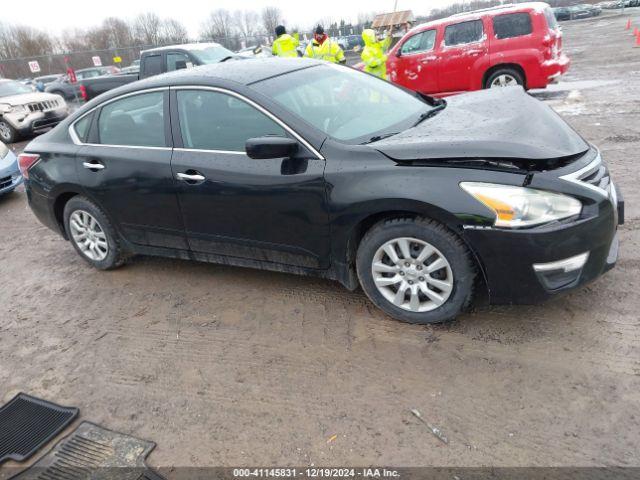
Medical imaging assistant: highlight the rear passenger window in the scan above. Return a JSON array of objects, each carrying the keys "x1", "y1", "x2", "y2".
[
  {"x1": 177, "y1": 90, "x2": 286, "y2": 152},
  {"x1": 143, "y1": 55, "x2": 162, "y2": 77},
  {"x1": 97, "y1": 92, "x2": 165, "y2": 147},
  {"x1": 444, "y1": 20, "x2": 484, "y2": 46},
  {"x1": 73, "y1": 112, "x2": 94, "y2": 142},
  {"x1": 400, "y1": 30, "x2": 437, "y2": 55},
  {"x1": 493, "y1": 13, "x2": 533, "y2": 39}
]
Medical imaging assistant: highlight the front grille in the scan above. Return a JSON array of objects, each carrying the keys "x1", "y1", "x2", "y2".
[
  {"x1": 26, "y1": 99, "x2": 60, "y2": 112},
  {"x1": 560, "y1": 149, "x2": 611, "y2": 198},
  {"x1": 0, "y1": 175, "x2": 12, "y2": 189}
]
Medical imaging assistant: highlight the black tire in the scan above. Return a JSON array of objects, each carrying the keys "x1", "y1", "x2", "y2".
[
  {"x1": 484, "y1": 67, "x2": 525, "y2": 89},
  {"x1": 63, "y1": 196, "x2": 128, "y2": 270},
  {"x1": 356, "y1": 217, "x2": 476, "y2": 324},
  {"x1": 0, "y1": 118, "x2": 18, "y2": 143}
]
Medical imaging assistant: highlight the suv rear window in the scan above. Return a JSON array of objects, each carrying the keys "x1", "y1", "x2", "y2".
[
  {"x1": 543, "y1": 7, "x2": 559, "y2": 30},
  {"x1": 493, "y1": 12, "x2": 533, "y2": 39},
  {"x1": 444, "y1": 20, "x2": 484, "y2": 46}
]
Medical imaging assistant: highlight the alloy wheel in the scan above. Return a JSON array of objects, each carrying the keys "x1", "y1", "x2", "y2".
[
  {"x1": 69, "y1": 210, "x2": 109, "y2": 261},
  {"x1": 371, "y1": 237, "x2": 454, "y2": 313},
  {"x1": 490, "y1": 74, "x2": 518, "y2": 88},
  {"x1": 0, "y1": 122, "x2": 11, "y2": 142}
]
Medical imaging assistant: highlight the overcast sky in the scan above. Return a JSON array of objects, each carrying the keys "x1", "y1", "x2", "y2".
[{"x1": 4, "y1": 0, "x2": 452, "y2": 37}]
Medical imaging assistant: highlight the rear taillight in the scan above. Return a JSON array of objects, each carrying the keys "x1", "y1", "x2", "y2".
[
  {"x1": 17, "y1": 153, "x2": 40, "y2": 180},
  {"x1": 79, "y1": 84, "x2": 87, "y2": 101}
]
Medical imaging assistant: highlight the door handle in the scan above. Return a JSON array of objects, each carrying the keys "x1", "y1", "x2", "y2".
[
  {"x1": 176, "y1": 172, "x2": 206, "y2": 183},
  {"x1": 82, "y1": 161, "x2": 105, "y2": 171},
  {"x1": 421, "y1": 56, "x2": 438, "y2": 63},
  {"x1": 465, "y1": 50, "x2": 483, "y2": 56}
]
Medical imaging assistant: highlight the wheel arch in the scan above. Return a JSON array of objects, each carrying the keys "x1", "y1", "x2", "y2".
[
  {"x1": 339, "y1": 201, "x2": 489, "y2": 296},
  {"x1": 53, "y1": 190, "x2": 81, "y2": 239},
  {"x1": 482, "y1": 63, "x2": 527, "y2": 89}
]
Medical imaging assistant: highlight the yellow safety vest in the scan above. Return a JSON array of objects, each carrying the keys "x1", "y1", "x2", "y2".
[{"x1": 304, "y1": 39, "x2": 345, "y2": 63}]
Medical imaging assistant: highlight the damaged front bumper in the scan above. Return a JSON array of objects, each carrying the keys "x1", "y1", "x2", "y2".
[{"x1": 463, "y1": 185, "x2": 623, "y2": 305}]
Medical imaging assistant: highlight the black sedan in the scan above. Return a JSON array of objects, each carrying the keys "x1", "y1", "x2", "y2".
[{"x1": 18, "y1": 59, "x2": 623, "y2": 324}]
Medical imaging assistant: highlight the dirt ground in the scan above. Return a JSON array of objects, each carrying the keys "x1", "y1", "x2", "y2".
[{"x1": 1, "y1": 11, "x2": 640, "y2": 471}]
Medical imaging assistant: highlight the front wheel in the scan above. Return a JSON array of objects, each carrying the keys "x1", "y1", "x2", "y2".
[
  {"x1": 356, "y1": 218, "x2": 476, "y2": 324},
  {"x1": 0, "y1": 119, "x2": 18, "y2": 143},
  {"x1": 485, "y1": 68, "x2": 524, "y2": 89}
]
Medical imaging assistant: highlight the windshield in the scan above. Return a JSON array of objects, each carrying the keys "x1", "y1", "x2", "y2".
[
  {"x1": 190, "y1": 46, "x2": 235, "y2": 64},
  {"x1": 253, "y1": 64, "x2": 430, "y2": 143},
  {"x1": 0, "y1": 80, "x2": 33, "y2": 98}
]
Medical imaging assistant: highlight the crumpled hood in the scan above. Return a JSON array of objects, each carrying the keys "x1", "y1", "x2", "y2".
[
  {"x1": 0, "y1": 92, "x2": 64, "y2": 106},
  {"x1": 362, "y1": 29, "x2": 377, "y2": 46},
  {"x1": 373, "y1": 87, "x2": 590, "y2": 161}
]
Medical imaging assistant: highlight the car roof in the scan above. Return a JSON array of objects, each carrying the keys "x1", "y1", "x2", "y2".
[
  {"x1": 411, "y1": 1, "x2": 549, "y2": 31},
  {"x1": 141, "y1": 42, "x2": 224, "y2": 55},
  {"x1": 140, "y1": 58, "x2": 323, "y2": 89}
]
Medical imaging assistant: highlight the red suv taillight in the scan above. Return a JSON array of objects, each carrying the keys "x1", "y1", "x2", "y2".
[
  {"x1": 79, "y1": 84, "x2": 87, "y2": 101},
  {"x1": 17, "y1": 153, "x2": 40, "y2": 180}
]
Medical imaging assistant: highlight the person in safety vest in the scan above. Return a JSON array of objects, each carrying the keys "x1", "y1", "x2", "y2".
[
  {"x1": 361, "y1": 27, "x2": 393, "y2": 79},
  {"x1": 304, "y1": 25, "x2": 346, "y2": 64},
  {"x1": 272, "y1": 25, "x2": 300, "y2": 58}
]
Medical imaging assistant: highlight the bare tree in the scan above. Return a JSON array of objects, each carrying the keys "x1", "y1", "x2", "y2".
[
  {"x1": 233, "y1": 10, "x2": 261, "y2": 43},
  {"x1": 261, "y1": 6, "x2": 282, "y2": 36},
  {"x1": 160, "y1": 19, "x2": 188, "y2": 44},
  {"x1": 102, "y1": 17, "x2": 134, "y2": 48},
  {"x1": 133, "y1": 12, "x2": 162, "y2": 46},
  {"x1": 200, "y1": 9, "x2": 235, "y2": 41}
]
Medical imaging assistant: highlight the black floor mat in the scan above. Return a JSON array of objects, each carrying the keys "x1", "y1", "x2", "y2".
[
  {"x1": 0, "y1": 393, "x2": 78, "y2": 464},
  {"x1": 10, "y1": 421, "x2": 165, "y2": 480}
]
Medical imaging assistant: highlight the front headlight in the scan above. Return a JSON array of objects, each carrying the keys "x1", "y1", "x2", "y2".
[
  {"x1": 0, "y1": 103, "x2": 13, "y2": 113},
  {"x1": 460, "y1": 182, "x2": 582, "y2": 228}
]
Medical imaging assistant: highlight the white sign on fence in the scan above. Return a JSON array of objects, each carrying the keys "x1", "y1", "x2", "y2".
[
  {"x1": 28, "y1": 61, "x2": 41, "y2": 73},
  {"x1": 92, "y1": 56, "x2": 102, "y2": 67}
]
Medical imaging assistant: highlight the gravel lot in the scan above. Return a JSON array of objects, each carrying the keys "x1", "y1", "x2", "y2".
[{"x1": 1, "y1": 11, "x2": 639, "y2": 471}]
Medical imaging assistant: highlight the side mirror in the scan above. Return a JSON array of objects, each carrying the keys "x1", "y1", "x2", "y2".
[
  {"x1": 246, "y1": 137, "x2": 298, "y2": 159},
  {"x1": 175, "y1": 60, "x2": 187, "y2": 70}
]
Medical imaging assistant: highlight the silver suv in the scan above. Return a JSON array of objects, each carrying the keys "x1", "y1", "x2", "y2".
[{"x1": 0, "y1": 79, "x2": 69, "y2": 143}]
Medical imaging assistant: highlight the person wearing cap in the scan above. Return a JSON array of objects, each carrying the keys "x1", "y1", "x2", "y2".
[
  {"x1": 304, "y1": 25, "x2": 346, "y2": 64},
  {"x1": 272, "y1": 25, "x2": 300, "y2": 58},
  {"x1": 361, "y1": 27, "x2": 393, "y2": 79}
]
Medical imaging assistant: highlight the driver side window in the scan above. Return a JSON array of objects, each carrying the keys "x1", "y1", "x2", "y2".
[
  {"x1": 400, "y1": 30, "x2": 436, "y2": 55},
  {"x1": 176, "y1": 90, "x2": 287, "y2": 152}
]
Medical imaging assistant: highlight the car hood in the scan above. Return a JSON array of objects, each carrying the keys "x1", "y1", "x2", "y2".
[
  {"x1": 0, "y1": 92, "x2": 63, "y2": 106},
  {"x1": 372, "y1": 87, "x2": 590, "y2": 162}
]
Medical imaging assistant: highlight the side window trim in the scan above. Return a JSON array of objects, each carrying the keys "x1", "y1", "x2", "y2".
[
  {"x1": 68, "y1": 87, "x2": 172, "y2": 150},
  {"x1": 169, "y1": 85, "x2": 324, "y2": 160}
]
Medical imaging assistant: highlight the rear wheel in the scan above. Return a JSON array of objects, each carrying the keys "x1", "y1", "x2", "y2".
[
  {"x1": 485, "y1": 68, "x2": 524, "y2": 89},
  {"x1": 63, "y1": 196, "x2": 127, "y2": 270},
  {"x1": 0, "y1": 119, "x2": 18, "y2": 143},
  {"x1": 356, "y1": 217, "x2": 476, "y2": 324}
]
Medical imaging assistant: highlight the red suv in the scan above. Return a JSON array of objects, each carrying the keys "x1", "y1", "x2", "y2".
[{"x1": 386, "y1": 2, "x2": 570, "y2": 96}]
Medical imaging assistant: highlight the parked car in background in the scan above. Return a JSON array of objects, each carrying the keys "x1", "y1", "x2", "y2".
[
  {"x1": 79, "y1": 42, "x2": 239, "y2": 102},
  {"x1": 19, "y1": 58, "x2": 622, "y2": 324},
  {"x1": 237, "y1": 45, "x2": 273, "y2": 58},
  {"x1": 386, "y1": 2, "x2": 569, "y2": 96},
  {"x1": 0, "y1": 140, "x2": 22, "y2": 195},
  {"x1": 566, "y1": 5, "x2": 592, "y2": 19},
  {"x1": 0, "y1": 79, "x2": 69, "y2": 143},
  {"x1": 34, "y1": 74, "x2": 64, "y2": 91},
  {"x1": 553, "y1": 6, "x2": 572, "y2": 20},
  {"x1": 45, "y1": 67, "x2": 117, "y2": 100}
]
